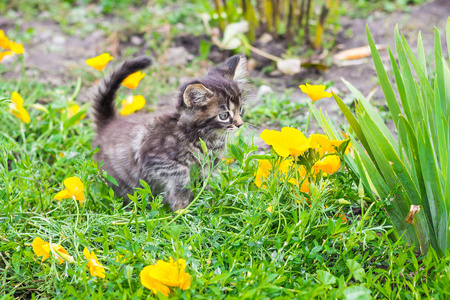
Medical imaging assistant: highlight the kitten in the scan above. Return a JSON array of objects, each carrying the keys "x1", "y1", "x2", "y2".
[{"x1": 91, "y1": 55, "x2": 248, "y2": 210}]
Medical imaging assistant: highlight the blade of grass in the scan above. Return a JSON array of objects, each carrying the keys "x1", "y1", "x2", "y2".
[
  {"x1": 342, "y1": 79, "x2": 397, "y2": 147},
  {"x1": 394, "y1": 25, "x2": 422, "y2": 127},
  {"x1": 366, "y1": 26, "x2": 402, "y2": 127}
]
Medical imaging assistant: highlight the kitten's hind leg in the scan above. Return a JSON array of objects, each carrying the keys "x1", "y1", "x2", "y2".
[
  {"x1": 164, "y1": 167, "x2": 192, "y2": 211},
  {"x1": 142, "y1": 158, "x2": 193, "y2": 211}
]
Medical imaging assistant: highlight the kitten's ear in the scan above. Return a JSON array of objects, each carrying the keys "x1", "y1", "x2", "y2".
[
  {"x1": 183, "y1": 84, "x2": 214, "y2": 107},
  {"x1": 220, "y1": 55, "x2": 248, "y2": 85}
]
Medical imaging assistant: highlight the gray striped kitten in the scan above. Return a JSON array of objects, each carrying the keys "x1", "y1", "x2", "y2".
[{"x1": 91, "y1": 55, "x2": 247, "y2": 210}]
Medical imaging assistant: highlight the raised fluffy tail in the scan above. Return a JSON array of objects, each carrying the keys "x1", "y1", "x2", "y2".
[{"x1": 91, "y1": 56, "x2": 152, "y2": 130}]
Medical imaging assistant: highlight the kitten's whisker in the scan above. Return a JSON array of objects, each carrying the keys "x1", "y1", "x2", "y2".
[{"x1": 244, "y1": 122, "x2": 260, "y2": 130}]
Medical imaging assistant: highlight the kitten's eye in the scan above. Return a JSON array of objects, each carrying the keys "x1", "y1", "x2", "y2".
[{"x1": 219, "y1": 112, "x2": 230, "y2": 120}]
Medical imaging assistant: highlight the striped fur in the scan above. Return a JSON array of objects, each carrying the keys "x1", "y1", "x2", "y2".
[{"x1": 91, "y1": 55, "x2": 247, "y2": 210}]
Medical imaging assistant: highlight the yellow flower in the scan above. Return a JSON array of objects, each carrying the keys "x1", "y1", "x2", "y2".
[
  {"x1": 0, "y1": 51, "x2": 13, "y2": 63},
  {"x1": 50, "y1": 243, "x2": 75, "y2": 264},
  {"x1": 314, "y1": 155, "x2": 341, "y2": 174},
  {"x1": 32, "y1": 237, "x2": 74, "y2": 264},
  {"x1": 289, "y1": 166, "x2": 310, "y2": 193},
  {"x1": 309, "y1": 134, "x2": 349, "y2": 155},
  {"x1": 299, "y1": 177, "x2": 310, "y2": 193},
  {"x1": 255, "y1": 159, "x2": 272, "y2": 188},
  {"x1": 0, "y1": 30, "x2": 24, "y2": 54},
  {"x1": 0, "y1": 30, "x2": 10, "y2": 49},
  {"x1": 140, "y1": 258, "x2": 191, "y2": 296},
  {"x1": 9, "y1": 41, "x2": 24, "y2": 55},
  {"x1": 119, "y1": 95, "x2": 145, "y2": 115},
  {"x1": 255, "y1": 159, "x2": 304, "y2": 188},
  {"x1": 121, "y1": 71, "x2": 145, "y2": 89},
  {"x1": 65, "y1": 104, "x2": 85, "y2": 123},
  {"x1": 260, "y1": 127, "x2": 311, "y2": 158},
  {"x1": 299, "y1": 83, "x2": 332, "y2": 102},
  {"x1": 10, "y1": 92, "x2": 30, "y2": 124},
  {"x1": 83, "y1": 247, "x2": 106, "y2": 278},
  {"x1": 86, "y1": 53, "x2": 113, "y2": 71},
  {"x1": 54, "y1": 176, "x2": 85, "y2": 203},
  {"x1": 32, "y1": 237, "x2": 51, "y2": 263},
  {"x1": 222, "y1": 158, "x2": 234, "y2": 165},
  {"x1": 266, "y1": 205, "x2": 273, "y2": 213}
]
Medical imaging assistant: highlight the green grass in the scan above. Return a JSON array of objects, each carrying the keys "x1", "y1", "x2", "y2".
[
  {"x1": 2, "y1": 59, "x2": 450, "y2": 299},
  {"x1": 2, "y1": 1, "x2": 450, "y2": 298},
  {"x1": 345, "y1": 0, "x2": 432, "y2": 17}
]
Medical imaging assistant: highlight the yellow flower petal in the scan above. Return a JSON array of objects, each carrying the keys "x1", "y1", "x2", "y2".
[
  {"x1": 54, "y1": 189, "x2": 70, "y2": 201},
  {"x1": 32, "y1": 237, "x2": 50, "y2": 262},
  {"x1": 51, "y1": 244, "x2": 74, "y2": 264},
  {"x1": 309, "y1": 134, "x2": 349, "y2": 154},
  {"x1": 83, "y1": 247, "x2": 92, "y2": 260},
  {"x1": 54, "y1": 177, "x2": 85, "y2": 202},
  {"x1": 64, "y1": 176, "x2": 84, "y2": 196},
  {"x1": 254, "y1": 159, "x2": 272, "y2": 188},
  {"x1": 261, "y1": 127, "x2": 310, "y2": 157},
  {"x1": 0, "y1": 51, "x2": 13, "y2": 63},
  {"x1": 314, "y1": 155, "x2": 341, "y2": 174},
  {"x1": 299, "y1": 83, "x2": 332, "y2": 102},
  {"x1": 266, "y1": 205, "x2": 273, "y2": 213},
  {"x1": 140, "y1": 266, "x2": 171, "y2": 296},
  {"x1": 119, "y1": 95, "x2": 145, "y2": 116},
  {"x1": 10, "y1": 103, "x2": 30, "y2": 124},
  {"x1": 83, "y1": 247, "x2": 105, "y2": 278},
  {"x1": 0, "y1": 30, "x2": 10, "y2": 49},
  {"x1": 66, "y1": 104, "x2": 85, "y2": 121},
  {"x1": 121, "y1": 71, "x2": 146, "y2": 89},
  {"x1": 140, "y1": 257, "x2": 191, "y2": 295},
  {"x1": 11, "y1": 92, "x2": 24, "y2": 105},
  {"x1": 300, "y1": 177, "x2": 310, "y2": 193},
  {"x1": 9, "y1": 41, "x2": 24, "y2": 55},
  {"x1": 86, "y1": 53, "x2": 113, "y2": 71}
]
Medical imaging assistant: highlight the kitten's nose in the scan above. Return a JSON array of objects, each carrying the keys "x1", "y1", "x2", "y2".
[
  {"x1": 234, "y1": 115, "x2": 243, "y2": 128},
  {"x1": 235, "y1": 119, "x2": 243, "y2": 128}
]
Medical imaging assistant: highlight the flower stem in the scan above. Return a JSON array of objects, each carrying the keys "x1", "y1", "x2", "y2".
[
  {"x1": 73, "y1": 197, "x2": 82, "y2": 260},
  {"x1": 305, "y1": 109, "x2": 312, "y2": 133}
]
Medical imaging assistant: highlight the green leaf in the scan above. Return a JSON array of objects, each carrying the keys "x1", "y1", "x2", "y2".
[
  {"x1": 64, "y1": 111, "x2": 85, "y2": 129},
  {"x1": 394, "y1": 25, "x2": 422, "y2": 127},
  {"x1": 417, "y1": 122, "x2": 446, "y2": 253},
  {"x1": 199, "y1": 138, "x2": 208, "y2": 153},
  {"x1": 341, "y1": 79, "x2": 396, "y2": 147},
  {"x1": 346, "y1": 259, "x2": 366, "y2": 282},
  {"x1": 417, "y1": 32, "x2": 428, "y2": 78},
  {"x1": 367, "y1": 25, "x2": 402, "y2": 126},
  {"x1": 388, "y1": 47, "x2": 410, "y2": 122},
  {"x1": 343, "y1": 285, "x2": 372, "y2": 300},
  {"x1": 316, "y1": 270, "x2": 336, "y2": 286},
  {"x1": 103, "y1": 171, "x2": 119, "y2": 187}
]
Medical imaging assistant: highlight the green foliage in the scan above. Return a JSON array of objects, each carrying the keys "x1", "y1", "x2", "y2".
[
  {"x1": 315, "y1": 20, "x2": 450, "y2": 256},
  {"x1": 0, "y1": 62, "x2": 431, "y2": 298},
  {"x1": 3, "y1": 5, "x2": 450, "y2": 297},
  {"x1": 2, "y1": 68, "x2": 450, "y2": 297},
  {"x1": 203, "y1": 0, "x2": 341, "y2": 49},
  {"x1": 348, "y1": 0, "x2": 431, "y2": 15},
  {"x1": 245, "y1": 91, "x2": 308, "y2": 127}
]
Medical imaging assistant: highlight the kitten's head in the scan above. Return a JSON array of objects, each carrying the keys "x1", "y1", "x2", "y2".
[{"x1": 177, "y1": 55, "x2": 248, "y2": 144}]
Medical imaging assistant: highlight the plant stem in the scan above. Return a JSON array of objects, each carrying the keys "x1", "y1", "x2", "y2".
[{"x1": 244, "y1": 43, "x2": 281, "y2": 62}]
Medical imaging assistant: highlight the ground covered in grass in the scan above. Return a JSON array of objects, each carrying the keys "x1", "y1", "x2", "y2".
[
  {"x1": 2, "y1": 77, "x2": 450, "y2": 299},
  {"x1": 2, "y1": 0, "x2": 450, "y2": 299}
]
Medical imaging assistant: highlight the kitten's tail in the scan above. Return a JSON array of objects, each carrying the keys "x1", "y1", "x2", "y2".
[{"x1": 91, "y1": 56, "x2": 152, "y2": 131}]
